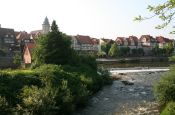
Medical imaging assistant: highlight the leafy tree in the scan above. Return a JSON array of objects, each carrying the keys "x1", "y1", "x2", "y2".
[
  {"x1": 138, "y1": 48, "x2": 144, "y2": 56},
  {"x1": 119, "y1": 47, "x2": 130, "y2": 57},
  {"x1": 101, "y1": 42, "x2": 112, "y2": 56},
  {"x1": 0, "y1": 50, "x2": 6, "y2": 57},
  {"x1": 33, "y1": 20, "x2": 76, "y2": 66},
  {"x1": 164, "y1": 42, "x2": 174, "y2": 56},
  {"x1": 135, "y1": 0, "x2": 175, "y2": 33},
  {"x1": 108, "y1": 43, "x2": 118, "y2": 57},
  {"x1": 152, "y1": 44, "x2": 160, "y2": 56},
  {"x1": 13, "y1": 53, "x2": 22, "y2": 66},
  {"x1": 131, "y1": 49, "x2": 137, "y2": 56}
]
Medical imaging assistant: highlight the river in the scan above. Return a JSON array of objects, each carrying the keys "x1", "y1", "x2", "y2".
[{"x1": 74, "y1": 68, "x2": 168, "y2": 115}]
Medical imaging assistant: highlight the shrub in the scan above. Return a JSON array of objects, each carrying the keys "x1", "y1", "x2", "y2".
[
  {"x1": 0, "y1": 70, "x2": 41, "y2": 106},
  {"x1": 33, "y1": 64, "x2": 90, "y2": 114},
  {"x1": 0, "y1": 50, "x2": 6, "y2": 57},
  {"x1": 0, "y1": 63, "x2": 111, "y2": 114},
  {"x1": 169, "y1": 56, "x2": 175, "y2": 62},
  {"x1": 0, "y1": 96, "x2": 11, "y2": 114},
  {"x1": 19, "y1": 85, "x2": 59, "y2": 115},
  {"x1": 154, "y1": 65, "x2": 175, "y2": 105},
  {"x1": 161, "y1": 102, "x2": 175, "y2": 115}
]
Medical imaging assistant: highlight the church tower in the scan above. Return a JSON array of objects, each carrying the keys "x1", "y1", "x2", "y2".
[{"x1": 42, "y1": 17, "x2": 50, "y2": 34}]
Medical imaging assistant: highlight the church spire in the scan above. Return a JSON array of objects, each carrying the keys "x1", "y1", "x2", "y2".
[
  {"x1": 42, "y1": 16, "x2": 50, "y2": 34},
  {"x1": 43, "y1": 16, "x2": 50, "y2": 25}
]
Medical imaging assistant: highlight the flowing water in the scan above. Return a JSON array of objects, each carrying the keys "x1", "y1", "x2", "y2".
[{"x1": 74, "y1": 67, "x2": 168, "y2": 115}]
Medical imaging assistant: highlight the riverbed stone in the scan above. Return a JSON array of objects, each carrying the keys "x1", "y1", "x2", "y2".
[
  {"x1": 74, "y1": 71, "x2": 165, "y2": 115},
  {"x1": 121, "y1": 80, "x2": 134, "y2": 85}
]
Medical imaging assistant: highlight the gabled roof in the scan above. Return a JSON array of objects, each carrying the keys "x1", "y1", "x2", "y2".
[
  {"x1": 140, "y1": 35, "x2": 155, "y2": 42},
  {"x1": 24, "y1": 43, "x2": 36, "y2": 54},
  {"x1": 128, "y1": 36, "x2": 139, "y2": 45},
  {"x1": 156, "y1": 36, "x2": 173, "y2": 43},
  {"x1": 16, "y1": 31, "x2": 30, "y2": 40},
  {"x1": 30, "y1": 30, "x2": 42, "y2": 39},
  {"x1": 75, "y1": 35, "x2": 94, "y2": 45},
  {"x1": 115, "y1": 37, "x2": 125, "y2": 45},
  {"x1": 91, "y1": 38, "x2": 99, "y2": 45},
  {"x1": 26, "y1": 43, "x2": 36, "y2": 49},
  {"x1": 30, "y1": 30, "x2": 42, "y2": 35},
  {"x1": 15, "y1": 31, "x2": 20, "y2": 37}
]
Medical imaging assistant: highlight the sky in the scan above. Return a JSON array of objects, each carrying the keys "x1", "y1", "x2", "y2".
[{"x1": 0, "y1": 0, "x2": 174, "y2": 39}]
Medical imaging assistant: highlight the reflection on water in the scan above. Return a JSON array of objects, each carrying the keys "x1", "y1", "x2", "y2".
[{"x1": 98, "y1": 62, "x2": 173, "y2": 69}]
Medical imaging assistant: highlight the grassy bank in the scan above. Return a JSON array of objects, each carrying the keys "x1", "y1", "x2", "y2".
[
  {"x1": 0, "y1": 64, "x2": 112, "y2": 115},
  {"x1": 154, "y1": 65, "x2": 175, "y2": 115}
]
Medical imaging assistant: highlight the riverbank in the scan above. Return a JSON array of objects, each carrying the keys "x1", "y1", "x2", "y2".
[
  {"x1": 74, "y1": 71, "x2": 166, "y2": 115},
  {"x1": 96, "y1": 57, "x2": 168, "y2": 62}
]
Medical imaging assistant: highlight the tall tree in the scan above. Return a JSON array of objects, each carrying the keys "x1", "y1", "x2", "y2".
[
  {"x1": 108, "y1": 43, "x2": 119, "y2": 57},
  {"x1": 33, "y1": 20, "x2": 75, "y2": 66},
  {"x1": 101, "y1": 42, "x2": 112, "y2": 55},
  {"x1": 135, "y1": 0, "x2": 175, "y2": 33}
]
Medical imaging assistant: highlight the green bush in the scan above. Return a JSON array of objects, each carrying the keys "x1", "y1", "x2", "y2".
[
  {"x1": 32, "y1": 64, "x2": 95, "y2": 114},
  {"x1": 169, "y1": 56, "x2": 175, "y2": 62},
  {"x1": 161, "y1": 102, "x2": 175, "y2": 115},
  {"x1": 0, "y1": 96, "x2": 11, "y2": 114},
  {"x1": 0, "y1": 50, "x2": 6, "y2": 57},
  {"x1": 0, "y1": 70, "x2": 41, "y2": 106},
  {"x1": 154, "y1": 65, "x2": 175, "y2": 105},
  {"x1": 0, "y1": 63, "x2": 111, "y2": 114}
]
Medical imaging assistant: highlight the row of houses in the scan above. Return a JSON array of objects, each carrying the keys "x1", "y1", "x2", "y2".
[
  {"x1": 70, "y1": 35, "x2": 173, "y2": 55},
  {"x1": 0, "y1": 17, "x2": 174, "y2": 67}
]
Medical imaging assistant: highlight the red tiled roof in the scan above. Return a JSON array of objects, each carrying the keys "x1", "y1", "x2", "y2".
[
  {"x1": 75, "y1": 35, "x2": 94, "y2": 45},
  {"x1": 23, "y1": 43, "x2": 36, "y2": 57},
  {"x1": 156, "y1": 36, "x2": 173, "y2": 43},
  {"x1": 26, "y1": 43, "x2": 36, "y2": 50}
]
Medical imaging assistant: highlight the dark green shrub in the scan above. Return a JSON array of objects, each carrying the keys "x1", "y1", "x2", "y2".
[
  {"x1": 33, "y1": 64, "x2": 91, "y2": 114},
  {"x1": 0, "y1": 62, "x2": 111, "y2": 114},
  {"x1": 0, "y1": 50, "x2": 6, "y2": 57},
  {"x1": 0, "y1": 96, "x2": 11, "y2": 114},
  {"x1": 0, "y1": 70, "x2": 41, "y2": 106},
  {"x1": 161, "y1": 102, "x2": 175, "y2": 115}
]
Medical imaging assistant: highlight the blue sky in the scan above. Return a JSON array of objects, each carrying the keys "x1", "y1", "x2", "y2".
[{"x1": 0, "y1": 0, "x2": 173, "y2": 39}]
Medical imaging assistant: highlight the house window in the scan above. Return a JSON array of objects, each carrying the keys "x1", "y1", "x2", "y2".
[
  {"x1": 24, "y1": 40, "x2": 30, "y2": 43},
  {"x1": 11, "y1": 35, "x2": 14, "y2": 38},
  {"x1": 4, "y1": 38, "x2": 14, "y2": 43},
  {"x1": 5, "y1": 34, "x2": 8, "y2": 37}
]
